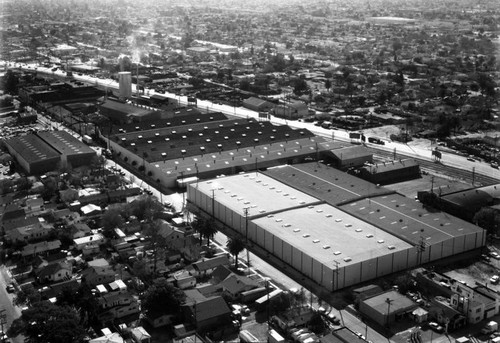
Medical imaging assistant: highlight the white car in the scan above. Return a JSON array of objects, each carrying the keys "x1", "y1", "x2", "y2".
[
  {"x1": 489, "y1": 251, "x2": 500, "y2": 260},
  {"x1": 490, "y1": 275, "x2": 500, "y2": 284},
  {"x1": 429, "y1": 322, "x2": 444, "y2": 332}
]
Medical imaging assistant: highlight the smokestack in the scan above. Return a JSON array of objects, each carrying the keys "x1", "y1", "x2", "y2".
[{"x1": 118, "y1": 72, "x2": 132, "y2": 100}]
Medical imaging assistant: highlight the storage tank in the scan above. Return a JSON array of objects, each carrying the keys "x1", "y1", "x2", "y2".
[{"x1": 118, "y1": 71, "x2": 132, "y2": 99}]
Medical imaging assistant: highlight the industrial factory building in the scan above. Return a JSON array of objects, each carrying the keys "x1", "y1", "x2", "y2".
[
  {"x1": 105, "y1": 111, "x2": 337, "y2": 188},
  {"x1": 186, "y1": 163, "x2": 486, "y2": 291},
  {"x1": 4, "y1": 131, "x2": 96, "y2": 174}
]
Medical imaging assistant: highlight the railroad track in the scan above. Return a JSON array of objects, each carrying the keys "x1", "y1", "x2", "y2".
[{"x1": 370, "y1": 148, "x2": 500, "y2": 186}]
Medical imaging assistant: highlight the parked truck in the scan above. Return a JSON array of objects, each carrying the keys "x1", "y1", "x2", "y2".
[
  {"x1": 82, "y1": 134, "x2": 93, "y2": 145},
  {"x1": 267, "y1": 329, "x2": 285, "y2": 343},
  {"x1": 480, "y1": 320, "x2": 498, "y2": 334}
]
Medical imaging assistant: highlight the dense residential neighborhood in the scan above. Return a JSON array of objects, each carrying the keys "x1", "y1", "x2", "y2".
[{"x1": 0, "y1": 0, "x2": 499, "y2": 342}]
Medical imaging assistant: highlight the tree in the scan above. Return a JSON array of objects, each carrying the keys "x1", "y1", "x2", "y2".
[
  {"x1": 200, "y1": 218, "x2": 218, "y2": 247},
  {"x1": 128, "y1": 195, "x2": 163, "y2": 222},
  {"x1": 8, "y1": 302, "x2": 86, "y2": 343},
  {"x1": 101, "y1": 208, "x2": 124, "y2": 238},
  {"x1": 14, "y1": 284, "x2": 41, "y2": 307},
  {"x1": 140, "y1": 278, "x2": 186, "y2": 319},
  {"x1": 392, "y1": 40, "x2": 403, "y2": 62},
  {"x1": 191, "y1": 215, "x2": 218, "y2": 246},
  {"x1": 143, "y1": 220, "x2": 168, "y2": 276},
  {"x1": 226, "y1": 237, "x2": 245, "y2": 269},
  {"x1": 473, "y1": 208, "x2": 500, "y2": 235},
  {"x1": 293, "y1": 78, "x2": 309, "y2": 96},
  {"x1": 1, "y1": 70, "x2": 19, "y2": 94},
  {"x1": 325, "y1": 79, "x2": 332, "y2": 93},
  {"x1": 57, "y1": 283, "x2": 99, "y2": 328}
]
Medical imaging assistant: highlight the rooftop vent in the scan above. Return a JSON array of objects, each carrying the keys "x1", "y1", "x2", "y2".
[
  {"x1": 293, "y1": 229, "x2": 300, "y2": 232},
  {"x1": 313, "y1": 239, "x2": 320, "y2": 243},
  {"x1": 323, "y1": 245, "x2": 331, "y2": 249},
  {"x1": 377, "y1": 239, "x2": 385, "y2": 244},
  {"x1": 388, "y1": 245, "x2": 396, "y2": 250},
  {"x1": 366, "y1": 234, "x2": 374, "y2": 238},
  {"x1": 303, "y1": 234, "x2": 310, "y2": 238},
  {"x1": 334, "y1": 251, "x2": 341, "y2": 255},
  {"x1": 344, "y1": 257, "x2": 352, "y2": 262}
]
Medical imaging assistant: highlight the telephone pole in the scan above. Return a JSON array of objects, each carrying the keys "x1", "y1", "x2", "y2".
[{"x1": 243, "y1": 207, "x2": 250, "y2": 267}]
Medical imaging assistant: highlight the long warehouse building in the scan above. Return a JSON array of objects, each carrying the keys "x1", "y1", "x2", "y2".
[{"x1": 187, "y1": 163, "x2": 486, "y2": 291}]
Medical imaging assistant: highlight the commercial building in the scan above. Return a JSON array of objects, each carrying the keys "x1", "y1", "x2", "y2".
[
  {"x1": 359, "y1": 290, "x2": 418, "y2": 326},
  {"x1": 187, "y1": 163, "x2": 486, "y2": 291},
  {"x1": 3, "y1": 134, "x2": 60, "y2": 174},
  {"x1": 105, "y1": 113, "x2": 332, "y2": 188},
  {"x1": 36, "y1": 130, "x2": 96, "y2": 168}
]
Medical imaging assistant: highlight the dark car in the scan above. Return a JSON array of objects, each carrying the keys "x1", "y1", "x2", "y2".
[{"x1": 6, "y1": 284, "x2": 15, "y2": 293}]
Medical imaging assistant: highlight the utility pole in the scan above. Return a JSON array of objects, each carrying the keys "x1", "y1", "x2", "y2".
[
  {"x1": 385, "y1": 298, "x2": 394, "y2": 328},
  {"x1": 333, "y1": 260, "x2": 340, "y2": 291},
  {"x1": 472, "y1": 167, "x2": 475, "y2": 186},
  {"x1": 0, "y1": 309, "x2": 6, "y2": 343},
  {"x1": 243, "y1": 207, "x2": 250, "y2": 268},
  {"x1": 418, "y1": 229, "x2": 426, "y2": 266},
  {"x1": 211, "y1": 188, "x2": 215, "y2": 219}
]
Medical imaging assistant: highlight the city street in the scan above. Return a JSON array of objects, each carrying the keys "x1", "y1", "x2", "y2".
[{"x1": 0, "y1": 266, "x2": 24, "y2": 343}]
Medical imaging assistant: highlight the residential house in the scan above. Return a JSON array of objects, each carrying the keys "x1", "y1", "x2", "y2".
[
  {"x1": 71, "y1": 222, "x2": 92, "y2": 238},
  {"x1": 220, "y1": 274, "x2": 258, "y2": 300},
  {"x1": 157, "y1": 220, "x2": 186, "y2": 250},
  {"x1": 74, "y1": 233, "x2": 105, "y2": 250},
  {"x1": 25, "y1": 197, "x2": 45, "y2": 216},
  {"x1": 21, "y1": 240, "x2": 61, "y2": 257},
  {"x1": 36, "y1": 261, "x2": 72, "y2": 284},
  {"x1": 210, "y1": 265, "x2": 232, "y2": 284},
  {"x1": 272, "y1": 100, "x2": 309, "y2": 119},
  {"x1": 82, "y1": 265, "x2": 116, "y2": 287},
  {"x1": 97, "y1": 292, "x2": 140, "y2": 322},
  {"x1": 89, "y1": 332, "x2": 124, "y2": 343},
  {"x1": 181, "y1": 295, "x2": 232, "y2": 332},
  {"x1": 172, "y1": 270, "x2": 197, "y2": 290},
  {"x1": 7, "y1": 221, "x2": 53, "y2": 243},
  {"x1": 191, "y1": 255, "x2": 230, "y2": 276},
  {"x1": 428, "y1": 298, "x2": 467, "y2": 331},
  {"x1": 130, "y1": 327, "x2": 151, "y2": 343}
]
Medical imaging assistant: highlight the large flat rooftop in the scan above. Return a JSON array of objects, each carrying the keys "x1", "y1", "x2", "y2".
[
  {"x1": 4, "y1": 134, "x2": 59, "y2": 163},
  {"x1": 252, "y1": 203, "x2": 412, "y2": 268},
  {"x1": 264, "y1": 163, "x2": 394, "y2": 206},
  {"x1": 37, "y1": 131, "x2": 95, "y2": 156},
  {"x1": 339, "y1": 193, "x2": 484, "y2": 246},
  {"x1": 195, "y1": 172, "x2": 322, "y2": 218},
  {"x1": 153, "y1": 136, "x2": 327, "y2": 178}
]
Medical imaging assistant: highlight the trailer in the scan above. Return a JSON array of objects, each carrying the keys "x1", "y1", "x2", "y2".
[{"x1": 82, "y1": 135, "x2": 93, "y2": 145}]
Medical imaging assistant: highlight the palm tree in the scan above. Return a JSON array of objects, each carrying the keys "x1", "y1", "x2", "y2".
[
  {"x1": 191, "y1": 216, "x2": 218, "y2": 247},
  {"x1": 226, "y1": 237, "x2": 245, "y2": 269},
  {"x1": 201, "y1": 218, "x2": 218, "y2": 247}
]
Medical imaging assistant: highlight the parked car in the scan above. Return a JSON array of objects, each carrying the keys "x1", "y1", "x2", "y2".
[
  {"x1": 489, "y1": 251, "x2": 500, "y2": 260},
  {"x1": 291, "y1": 329, "x2": 310, "y2": 341},
  {"x1": 490, "y1": 275, "x2": 500, "y2": 284},
  {"x1": 429, "y1": 322, "x2": 444, "y2": 332},
  {"x1": 6, "y1": 284, "x2": 15, "y2": 293}
]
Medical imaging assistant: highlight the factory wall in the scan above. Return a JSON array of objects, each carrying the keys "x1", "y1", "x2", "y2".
[
  {"x1": 186, "y1": 185, "x2": 486, "y2": 292},
  {"x1": 5, "y1": 145, "x2": 60, "y2": 175}
]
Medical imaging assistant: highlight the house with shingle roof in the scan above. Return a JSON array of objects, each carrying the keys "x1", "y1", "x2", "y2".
[
  {"x1": 36, "y1": 261, "x2": 72, "y2": 283},
  {"x1": 181, "y1": 295, "x2": 232, "y2": 332},
  {"x1": 191, "y1": 255, "x2": 230, "y2": 276}
]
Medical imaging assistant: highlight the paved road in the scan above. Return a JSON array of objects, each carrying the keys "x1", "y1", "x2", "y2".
[{"x1": 0, "y1": 266, "x2": 24, "y2": 343}]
